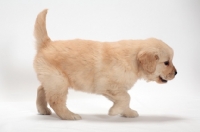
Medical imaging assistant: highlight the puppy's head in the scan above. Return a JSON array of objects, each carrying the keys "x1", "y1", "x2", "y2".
[{"x1": 137, "y1": 38, "x2": 177, "y2": 83}]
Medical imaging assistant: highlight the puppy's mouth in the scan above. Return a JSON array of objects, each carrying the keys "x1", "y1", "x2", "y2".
[{"x1": 159, "y1": 76, "x2": 168, "y2": 83}]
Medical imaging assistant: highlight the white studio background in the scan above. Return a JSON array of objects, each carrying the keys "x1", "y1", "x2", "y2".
[{"x1": 0, "y1": 0, "x2": 200, "y2": 132}]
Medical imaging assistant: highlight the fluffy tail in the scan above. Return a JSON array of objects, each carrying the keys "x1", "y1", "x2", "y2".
[{"x1": 34, "y1": 9, "x2": 51, "y2": 50}]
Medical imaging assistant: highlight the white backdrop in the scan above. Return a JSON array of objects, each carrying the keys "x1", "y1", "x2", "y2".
[{"x1": 0, "y1": 0, "x2": 200, "y2": 132}]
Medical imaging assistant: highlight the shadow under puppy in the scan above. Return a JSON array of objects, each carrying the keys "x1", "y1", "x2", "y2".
[{"x1": 34, "y1": 9, "x2": 177, "y2": 120}]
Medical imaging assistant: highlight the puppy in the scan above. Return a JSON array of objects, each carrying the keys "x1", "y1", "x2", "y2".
[{"x1": 34, "y1": 9, "x2": 177, "y2": 120}]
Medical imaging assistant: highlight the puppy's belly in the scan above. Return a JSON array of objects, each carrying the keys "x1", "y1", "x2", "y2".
[{"x1": 68, "y1": 73, "x2": 137, "y2": 94}]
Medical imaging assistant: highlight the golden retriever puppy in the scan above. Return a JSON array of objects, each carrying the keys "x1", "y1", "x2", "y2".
[{"x1": 34, "y1": 9, "x2": 177, "y2": 120}]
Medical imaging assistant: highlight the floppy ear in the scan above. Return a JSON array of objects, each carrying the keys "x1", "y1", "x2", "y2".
[{"x1": 137, "y1": 49, "x2": 159, "y2": 73}]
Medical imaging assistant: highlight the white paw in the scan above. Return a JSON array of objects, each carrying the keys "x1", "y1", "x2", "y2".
[
  {"x1": 38, "y1": 108, "x2": 52, "y2": 115},
  {"x1": 60, "y1": 113, "x2": 82, "y2": 120},
  {"x1": 108, "y1": 107, "x2": 123, "y2": 116},
  {"x1": 121, "y1": 109, "x2": 139, "y2": 118},
  {"x1": 69, "y1": 113, "x2": 82, "y2": 120}
]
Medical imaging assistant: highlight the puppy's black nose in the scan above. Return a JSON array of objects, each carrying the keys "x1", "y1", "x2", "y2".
[{"x1": 175, "y1": 71, "x2": 177, "y2": 76}]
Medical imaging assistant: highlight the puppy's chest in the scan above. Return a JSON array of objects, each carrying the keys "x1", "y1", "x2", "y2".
[{"x1": 112, "y1": 71, "x2": 137, "y2": 90}]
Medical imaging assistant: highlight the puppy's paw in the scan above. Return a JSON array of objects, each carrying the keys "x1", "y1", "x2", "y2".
[
  {"x1": 60, "y1": 113, "x2": 82, "y2": 120},
  {"x1": 108, "y1": 107, "x2": 123, "y2": 116},
  {"x1": 38, "y1": 108, "x2": 52, "y2": 115},
  {"x1": 121, "y1": 109, "x2": 139, "y2": 118},
  {"x1": 68, "y1": 113, "x2": 82, "y2": 120}
]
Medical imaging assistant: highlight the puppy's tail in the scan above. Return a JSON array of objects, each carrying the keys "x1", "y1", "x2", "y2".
[{"x1": 34, "y1": 9, "x2": 51, "y2": 50}]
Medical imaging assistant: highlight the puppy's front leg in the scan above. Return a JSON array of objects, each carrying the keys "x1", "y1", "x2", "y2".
[{"x1": 104, "y1": 90, "x2": 139, "y2": 118}]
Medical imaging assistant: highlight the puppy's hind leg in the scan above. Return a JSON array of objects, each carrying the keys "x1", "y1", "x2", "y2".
[
  {"x1": 36, "y1": 85, "x2": 51, "y2": 115},
  {"x1": 43, "y1": 74, "x2": 81, "y2": 120}
]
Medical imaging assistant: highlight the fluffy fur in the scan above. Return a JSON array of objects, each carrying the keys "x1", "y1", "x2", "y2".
[{"x1": 34, "y1": 9, "x2": 177, "y2": 120}]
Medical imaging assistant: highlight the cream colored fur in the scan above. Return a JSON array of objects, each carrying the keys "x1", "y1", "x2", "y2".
[{"x1": 34, "y1": 9, "x2": 177, "y2": 120}]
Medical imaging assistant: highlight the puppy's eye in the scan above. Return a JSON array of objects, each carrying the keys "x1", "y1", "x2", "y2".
[{"x1": 164, "y1": 61, "x2": 169, "y2": 66}]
